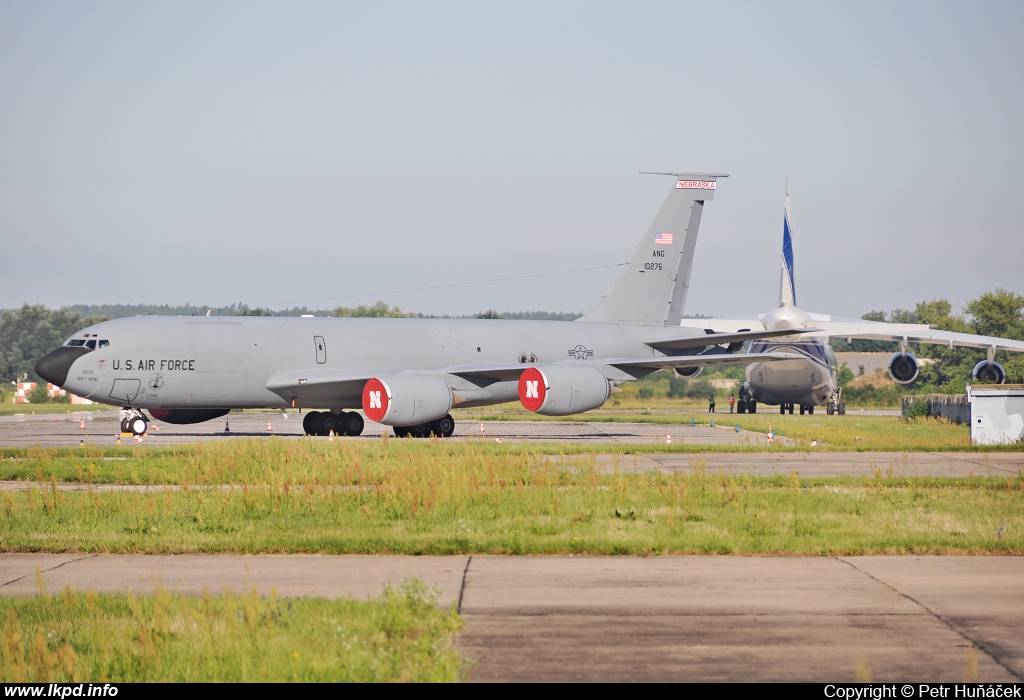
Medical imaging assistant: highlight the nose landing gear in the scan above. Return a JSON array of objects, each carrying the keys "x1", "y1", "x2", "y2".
[{"x1": 120, "y1": 411, "x2": 148, "y2": 436}]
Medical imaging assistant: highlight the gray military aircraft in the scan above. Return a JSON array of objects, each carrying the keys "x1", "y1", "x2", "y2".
[
  {"x1": 679, "y1": 181, "x2": 1024, "y2": 415},
  {"x1": 36, "y1": 173, "x2": 811, "y2": 437}
]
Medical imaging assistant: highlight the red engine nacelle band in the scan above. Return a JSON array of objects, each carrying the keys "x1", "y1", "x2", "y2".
[
  {"x1": 518, "y1": 367, "x2": 547, "y2": 412},
  {"x1": 362, "y1": 378, "x2": 391, "y2": 422}
]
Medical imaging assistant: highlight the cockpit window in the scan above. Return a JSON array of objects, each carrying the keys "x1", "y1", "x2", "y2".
[
  {"x1": 85, "y1": 340, "x2": 97, "y2": 350},
  {"x1": 98, "y1": 340, "x2": 109, "y2": 349},
  {"x1": 65, "y1": 339, "x2": 86, "y2": 347}
]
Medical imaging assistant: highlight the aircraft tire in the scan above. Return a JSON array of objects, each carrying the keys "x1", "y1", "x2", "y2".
[
  {"x1": 410, "y1": 422, "x2": 431, "y2": 438},
  {"x1": 838, "y1": 402, "x2": 846, "y2": 416},
  {"x1": 749, "y1": 402, "x2": 756, "y2": 414},
  {"x1": 322, "y1": 413, "x2": 337, "y2": 436},
  {"x1": 808, "y1": 405, "x2": 814, "y2": 415},
  {"x1": 120, "y1": 417, "x2": 130, "y2": 434},
  {"x1": 309, "y1": 412, "x2": 326, "y2": 436},
  {"x1": 432, "y1": 414, "x2": 455, "y2": 438},
  {"x1": 827, "y1": 402, "x2": 835, "y2": 416},
  {"x1": 302, "y1": 411, "x2": 318, "y2": 436},
  {"x1": 340, "y1": 412, "x2": 364, "y2": 437},
  {"x1": 780, "y1": 404, "x2": 786, "y2": 415},
  {"x1": 736, "y1": 400, "x2": 746, "y2": 414},
  {"x1": 128, "y1": 416, "x2": 148, "y2": 436},
  {"x1": 393, "y1": 425, "x2": 410, "y2": 438},
  {"x1": 788, "y1": 403, "x2": 794, "y2": 415},
  {"x1": 799, "y1": 405, "x2": 806, "y2": 415}
]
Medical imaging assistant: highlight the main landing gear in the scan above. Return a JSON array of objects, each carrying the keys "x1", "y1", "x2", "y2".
[
  {"x1": 826, "y1": 388, "x2": 846, "y2": 415},
  {"x1": 302, "y1": 410, "x2": 365, "y2": 437},
  {"x1": 393, "y1": 414, "x2": 455, "y2": 439},
  {"x1": 120, "y1": 411, "x2": 148, "y2": 436}
]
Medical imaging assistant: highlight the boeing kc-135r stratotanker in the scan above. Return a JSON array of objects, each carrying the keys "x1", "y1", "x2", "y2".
[
  {"x1": 678, "y1": 180, "x2": 1024, "y2": 415},
  {"x1": 35, "y1": 173, "x2": 813, "y2": 437}
]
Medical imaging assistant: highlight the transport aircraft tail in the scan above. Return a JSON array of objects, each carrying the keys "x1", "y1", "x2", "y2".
[
  {"x1": 579, "y1": 172, "x2": 728, "y2": 326},
  {"x1": 779, "y1": 177, "x2": 796, "y2": 307}
]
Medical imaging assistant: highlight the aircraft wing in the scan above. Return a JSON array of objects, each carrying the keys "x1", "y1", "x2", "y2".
[
  {"x1": 606, "y1": 351, "x2": 804, "y2": 371},
  {"x1": 266, "y1": 369, "x2": 378, "y2": 402},
  {"x1": 786, "y1": 315, "x2": 1024, "y2": 353},
  {"x1": 646, "y1": 327, "x2": 820, "y2": 353}
]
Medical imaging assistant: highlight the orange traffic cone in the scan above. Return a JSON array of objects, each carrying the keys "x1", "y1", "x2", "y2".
[
  {"x1": 224, "y1": 420, "x2": 230, "y2": 432},
  {"x1": 266, "y1": 420, "x2": 273, "y2": 432},
  {"x1": 479, "y1": 422, "x2": 485, "y2": 435},
  {"x1": 666, "y1": 433, "x2": 672, "y2": 445},
  {"x1": 79, "y1": 420, "x2": 85, "y2": 430},
  {"x1": 151, "y1": 424, "x2": 159, "y2": 431},
  {"x1": 328, "y1": 430, "x2": 334, "y2": 441}
]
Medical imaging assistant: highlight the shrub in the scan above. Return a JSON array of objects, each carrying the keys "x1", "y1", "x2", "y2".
[{"x1": 27, "y1": 384, "x2": 51, "y2": 404}]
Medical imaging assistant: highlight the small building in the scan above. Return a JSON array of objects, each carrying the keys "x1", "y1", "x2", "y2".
[{"x1": 968, "y1": 384, "x2": 1024, "y2": 445}]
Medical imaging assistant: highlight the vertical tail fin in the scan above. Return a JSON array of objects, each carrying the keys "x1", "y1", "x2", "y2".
[
  {"x1": 579, "y1": 172, "x2": 728, "y2": 326},
  {"x1": 779, "y1": 177, "x2": 796, "y2": 307}
]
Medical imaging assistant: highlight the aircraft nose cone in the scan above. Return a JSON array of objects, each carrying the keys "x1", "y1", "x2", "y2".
[{"x1": 35, "y1": 346, "x2": 91, "y2": 387}]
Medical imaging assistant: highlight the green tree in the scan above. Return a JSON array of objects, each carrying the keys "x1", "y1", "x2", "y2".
[
  {"x1": 0, "y1": 305, "x2": 109, "y2": 383},
  {"x1": 475, "y1": 310, "x2": 502, "y2": 319},
  {"x1": 837, "y1": 362, "x2": 855, "y2": 388},
  {"x1": 238, "y1": 306, "x2": 274, "y2": 316},
  {"x1": 27, "y1": 383, "x2": 51, "y2": 404},
  {"x1": 332, "y1": 301, "x2": 414, "y2": 318}
]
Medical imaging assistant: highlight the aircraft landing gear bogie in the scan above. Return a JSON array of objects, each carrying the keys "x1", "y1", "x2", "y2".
[
  {"x1": 303, "y1": 410, "x2": 367, "y2": 437},
  {"x1": 393, "y1": 414, "x2": 455, "y2": 439}
]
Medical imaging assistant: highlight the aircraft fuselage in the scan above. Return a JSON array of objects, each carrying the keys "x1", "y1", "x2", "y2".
[{"x1": 54, "y1": 315, "x2": 702, "y2": 411}]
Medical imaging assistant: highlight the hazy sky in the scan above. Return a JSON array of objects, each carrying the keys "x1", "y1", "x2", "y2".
[{"x1": 2, "y1": 1, "x2": 1022, "y2": 318}]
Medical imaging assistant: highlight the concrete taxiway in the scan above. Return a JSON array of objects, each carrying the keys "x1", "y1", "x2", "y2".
[
  {"x1": 0, "y1": 410, "x2": 782, "y2": 447},
  {"x1": 2, "y1": 553, "x2": 1021, "y2": 682}
]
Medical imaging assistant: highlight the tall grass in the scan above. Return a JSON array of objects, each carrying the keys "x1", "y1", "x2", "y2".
[
  {"x1": 0, "y1": 580, "x2": 462, "y2": 682},
  {"x1": 1, "y1": 441, "x2": 1021, "y2": 555}
]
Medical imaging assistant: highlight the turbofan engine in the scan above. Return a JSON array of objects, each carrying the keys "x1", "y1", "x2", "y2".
[
  {"x1": 518, "y1": 365, "x2": 610, "y2": 416},
  {"x1": 972, "y1": 360, "x2": 1006, "y2": 384},
  {"x1": 361, "y1": 375, "x2": 453, "y2": 426},
  {"x1": 147, "y1": 408, "x2": 230, "y2": 424},
  {"x1": 887, "y1": 352, "x2": 920, "y2": 384},
  {"x1": 674, "y1": 366, "x2": 703, "y2": 378}
]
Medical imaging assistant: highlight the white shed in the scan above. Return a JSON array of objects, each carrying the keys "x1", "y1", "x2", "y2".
[{"x1": 967, "y1": 384, "x2": 1024, "y2": 445}]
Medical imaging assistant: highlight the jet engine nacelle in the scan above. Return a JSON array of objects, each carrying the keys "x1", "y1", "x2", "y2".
[
  {"x1": 518, "y1": 365, "x2": 610, "y2": 416},
  {"x1": 674, "y1": 366, "x2": 703, "y2": 378},
  {"x1": 972, "y1": 360, "x2": 1006, "y2": 384},
  {"x1": 147, "y1": 408, "x2": 230, "y2": 424},
  {"x1": 361, "y1": 375, "x2": 453, "y2": 426},
  {"x1": 887, "y1": 352, "x2": 920, "y2": 384}
]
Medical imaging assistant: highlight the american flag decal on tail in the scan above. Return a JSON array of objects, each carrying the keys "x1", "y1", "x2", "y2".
[{"x1": 655, "y1": 232, "x2": 673, "y2": 245}]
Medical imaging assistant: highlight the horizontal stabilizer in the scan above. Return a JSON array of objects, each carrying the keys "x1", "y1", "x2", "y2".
[{"x1": 646, "y1": 327, "x2": 820, "y2": 354}]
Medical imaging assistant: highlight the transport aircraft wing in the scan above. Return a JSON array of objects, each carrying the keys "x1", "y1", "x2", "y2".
[
  {"x1": 646, "y1": 327, "x2": 820, "y2": 353},
  {"x1": 605, "y1": 351, "x2": 804, "y2": 372},
  {"x1": 792, "y1": 315, "x2": 1024, "y2": 353}
]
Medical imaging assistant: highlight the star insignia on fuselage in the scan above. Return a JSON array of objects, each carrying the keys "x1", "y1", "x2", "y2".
[{"x1": 569, "y1": 345, "x2": 594, "y2": 360}]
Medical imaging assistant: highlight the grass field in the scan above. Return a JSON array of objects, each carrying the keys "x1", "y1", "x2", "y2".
[
  {"x1": 1, "y1": 441, "x2": 1021, "y2": 556},
  {"x1": 457, "y1": 408, "x2": 986, "y2": 450},
  {"x1": 0, "y1": 579, "x2": 462, "y2": 682},
  {"x1": 0, "y1": 403, "x2": 111, "y2": 417}
]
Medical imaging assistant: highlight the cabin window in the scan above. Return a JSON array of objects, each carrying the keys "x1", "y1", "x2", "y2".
[
  {"x1": 85, "y1": 340, "x2": 97, "y2": 350},
  {"x1": 98, "y1": 340, "x2": 109, "y2": 348},
  {"x1": 65, "y1": 339, "x2": 86, "y2": 347}
]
